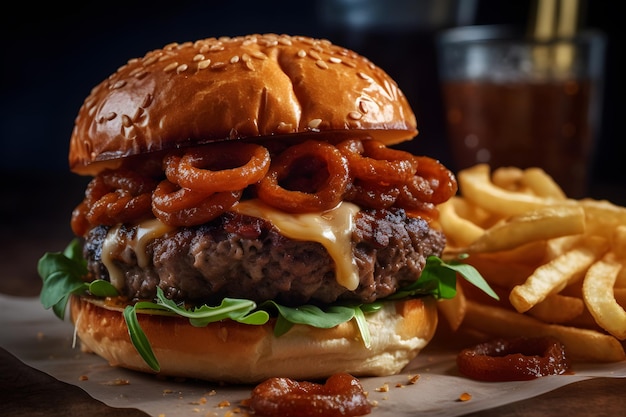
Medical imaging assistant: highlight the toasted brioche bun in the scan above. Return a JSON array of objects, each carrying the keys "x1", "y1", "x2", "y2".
[
  {"x1": 70, "y1": 295, "x2": 437, "y2": 384},
  {"x1": 69, "y1": 33, "x2": 417, "y2": 176}
]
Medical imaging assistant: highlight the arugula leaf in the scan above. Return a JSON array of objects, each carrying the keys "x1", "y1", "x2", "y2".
[
  {"x1": 38, "y1": 239, "x2": 120, "y2": 319},
  {"x1": 151, "y1": 287, "x2": 270, "y2": 326},
  {"x1": 123, "y1": 306, "x2": 160, "y2": 372}
]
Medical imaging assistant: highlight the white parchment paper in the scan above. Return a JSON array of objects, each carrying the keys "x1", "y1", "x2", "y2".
[{"x1": 1, "y1": 294, "x2": 624, "y2": 417}]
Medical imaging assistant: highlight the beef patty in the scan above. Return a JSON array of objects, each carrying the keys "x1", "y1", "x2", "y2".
[{"x1": 83, "y1": 207, "x2": 446, "y2": 307}]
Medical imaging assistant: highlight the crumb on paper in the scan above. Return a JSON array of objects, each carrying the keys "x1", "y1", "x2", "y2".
[
  {"x1": 375, "y1": 382, "x2": 389, "y2": 392},
  {"x1": 78, "y1": 375, "x2": 88, "y2": 381},
  {"x1": 458, "y1": 392, "x2": 472, "y2": 402},
  {"x1": 407, "y1": 374, "x2": 420, "y2": 384},
  {"x1": 217, "y1": 400, "x2": 231, "y2": 408},
  {"x1": 101, "y1": 378, "x2": 130, "y2": 386},
  {"x1": 190, "y1": 397, "x2": 208, "y2": 405}
]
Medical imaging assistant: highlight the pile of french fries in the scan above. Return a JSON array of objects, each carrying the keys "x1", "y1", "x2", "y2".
[{"x1": 438, "y1": 163, "x2": 626, "y2": 362}]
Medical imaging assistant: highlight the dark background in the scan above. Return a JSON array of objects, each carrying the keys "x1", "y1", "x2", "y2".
[{"x1": 1, "y1": 0, "x2": 623, "y2": 294}]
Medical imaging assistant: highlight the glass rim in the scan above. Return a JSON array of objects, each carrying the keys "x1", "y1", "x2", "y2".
[{"x1": 437, "y1": 24, "x2": 606, "y2": 46}]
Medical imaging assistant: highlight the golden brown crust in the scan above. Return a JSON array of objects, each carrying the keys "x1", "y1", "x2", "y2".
[
  {"x1": 69, "y1": 34, "x2": 418, "y2": 175},
  {"x1": 70, "y1": 295, "x2": 437, "y2": 383}
]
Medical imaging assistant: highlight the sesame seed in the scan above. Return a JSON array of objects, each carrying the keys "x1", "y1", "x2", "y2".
[
  {"x1": 309, "y1": 50, "x2": 321, "y2": 60},
  {"x1": 297, "y1": 49, "x2": 307, "y2": 58},
  {"x1": 308, "y1": 119, "x2": 322, "y2": 129},
  {"x1": 101, "y1": 112, "x2": 117, "y2": 122},
  {"x1": 230, "y1": 55, "x2": 240, "y2": 64},
  {"x1": 141, "y1": 94, "x2": 153, "y2": 108},
  {"x1": 209, "y1": 44, "x2": 224, "y2": 52},
  {"x1": 111, "y1": 80, "x2": 126, "y2": 89},
  {"x1": 197, "y1": 59, "x2": 211, "y2": 70},
  {"x1": 176, "y1": 64, "x2": 188, "y2": 74},
  {"x1": 359, "y1": 101, "x2": 369, "y2": 113},
  {"x1": 132, "y1": 107, "x2": 144, "y2": 122},
  {"x1": 163, "y1": 62, "x2": 179, "y2": 73},
  {"x1": 316, "y1": 60, "x2": 329, "y2": 69},
  {"x1": 245, "y1": 60, "x2": 255, "y2": 71},
  {"x1": 241, "y1": 53, "x2": 251, "y2": 62},
  {"x1": 348, "y1": 111, "x2": 362, "y2": 120},
  {"x1": 121, "y1": 114, "x2": 133, "y2": 127},
  {"x1": 342, "y1": 60, "x2": 357, "y2": 68},
  {"x1": 357, "y1": 72, "x2": 370, "y2": 80},
  {"x1": 163, "y1": 42, "x2": 178, "y2": 50},
  {"x1": 192, "y1": 54, "x2": 205, "y2": 62},
  {"x1": 250, "y1": 51, "x2": 268, "y2": 60},
  {"x1": 278, "y1": 37, "x2": 292, "y2": 46},
  {"x1": 210, "y1": 62, "x2": 226, "y2": 70},
  {"x1": 329, "y1": 57, "x2": 342, "y2": 64},
  {"x1": 142, "y1": 55, "x2": 158, "y2": 66},
  {"x1": 134, "y1": 71, "x2": 148, "y2": 80},
  {"x1": 129, "y1": 67, "x2": 143, "y2": 77}
]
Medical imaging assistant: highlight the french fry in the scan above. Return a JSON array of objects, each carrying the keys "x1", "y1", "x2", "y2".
[
  {"x1": 521, "y1": 167, "x2": 567, "y2": 199},
  {"x1": 468, "y1": 240, "x2": 548, "y2": 266},
  {"x1": 463, "y1": 257, "x2": 537, "y2": 289},
  {"x1": 457, "y1": 164, "x2": 562, "y2": 217},
  {"x1": 611, "y1": 225, "x2": 626, "y2": 259},
  {"x1": 582, "y1": 256, "x2": 626, "y2": 340},
  {"x1": 438, "y1": 199, "x2": 485, "y2": 248},
  {"x1": 491, "y1": 166, "x2": 524, "y2": 191},
  {"x1": 579, "y1": 199, "x2": 626, "y2": 238},
  {"x1": 463, "y1": 301, "x2": 626, "y2": 362},
  {"x1": 527, "y1": 294, "x2": 584, "y2": 324},
  {"x1": 437, "y1": 283, "x2": 467, "y2": 332},
  {"x1": 615, "y1": 288, "x2": 626, "y2": 308},
  {"x1": 466, "y1": 205, "x2": 585, "y2": 253},
  {"x1": 509, "y1": 237, "x2": 609, "y2": 313},
  {"x1": 544, "y1": 235, "x2": 581, "y2": 261}
]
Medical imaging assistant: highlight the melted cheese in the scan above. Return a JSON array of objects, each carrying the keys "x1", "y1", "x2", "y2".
[
  {"x1": 101, "y1": 219, "x2": 174, "y2": 291},
  {"x1": 233, "y1": 200, "x2": 361, "y2": 290},
  {"x1": 100, "y1": 202, "x2": 360, "y2": 292}
]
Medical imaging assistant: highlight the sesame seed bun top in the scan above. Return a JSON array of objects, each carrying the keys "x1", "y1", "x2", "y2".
[{"x1": 68, "y1": 33, "x2": 418, "y2": 175}]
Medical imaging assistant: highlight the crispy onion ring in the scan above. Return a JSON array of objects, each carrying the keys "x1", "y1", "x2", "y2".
[
  {"x1": 152, "y1": 179, "x2": 241, "y2": 227},
  {"x1": 407, "y1": 156, "x2": 458, "y2": 204},
  {"x1": 167, "y1": 143, "x2": 270, "y2": 193},
  {"x1": 257, "y1": 140, "x2": 350, "y2": 213},
  {"x1": 345, "y1": 179, "x2": 400, "y2": 209},
  {"x1": 80, "y1": 169, "x2": 156, "y2": 229},
  {"x1": 337, "y1": 139, "x2": 417, "y2": 183},
  {"x1": 457, "y1": 337, "x2": 569, "y2": 382},
  {"x1": 249, "y1": 373, "x2": 371, "y2": 417}
]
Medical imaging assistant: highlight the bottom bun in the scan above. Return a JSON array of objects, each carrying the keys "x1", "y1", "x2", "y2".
[{"x1": 70, "y1": 295, "x2": 438, "y2": 383}]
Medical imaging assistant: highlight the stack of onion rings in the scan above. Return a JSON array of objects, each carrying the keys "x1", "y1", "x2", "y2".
[{"x1": 72, "y1": 137, "x2": 457, "y2": 232}]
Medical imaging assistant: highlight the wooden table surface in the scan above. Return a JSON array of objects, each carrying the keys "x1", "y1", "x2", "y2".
[{"x1": 2, "y1": 171, "x2": 625, "y2": 416}]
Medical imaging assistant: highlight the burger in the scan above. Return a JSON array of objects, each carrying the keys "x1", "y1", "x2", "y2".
[{"x1": 39, "y1": 34, "x2": 475, "y2": 384}]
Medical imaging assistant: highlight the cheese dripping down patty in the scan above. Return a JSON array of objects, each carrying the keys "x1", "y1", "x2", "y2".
[{"x1": 100, "y1": 200, "x2": 361, "y2": 293}]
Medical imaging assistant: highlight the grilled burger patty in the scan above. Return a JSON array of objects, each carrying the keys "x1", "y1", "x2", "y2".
[{"x1": 83, "y1": 207, "x2": 445, "y2": 307}]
